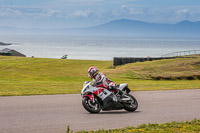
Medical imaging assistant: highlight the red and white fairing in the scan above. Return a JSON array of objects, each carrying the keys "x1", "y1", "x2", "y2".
[{"x1": 81, "y1": 81, "x2": 112, "y2": 101}]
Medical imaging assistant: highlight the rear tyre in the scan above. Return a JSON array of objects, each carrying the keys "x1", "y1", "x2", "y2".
[
  {"x1": 123, "y1": 94, "x2": 138, "y2": 112},
  {"x1": 82, "y1": 97, "x2": 102, "y2": 113}
]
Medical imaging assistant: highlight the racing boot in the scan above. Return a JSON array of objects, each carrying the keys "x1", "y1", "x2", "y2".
[
  {"x1": 118, "y1": 89, "x2": 124, "y2": 97},
  {"x1": 114, "y1": 88, "x2": 124, "y2": 97}
]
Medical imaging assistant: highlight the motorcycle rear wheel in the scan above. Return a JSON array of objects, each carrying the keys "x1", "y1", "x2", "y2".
[
  {"x1": 123, "y1": 94, "x2": 138, "y2": 112},
  {"x1": 82, "y1": 97, "x2": 102, "y2": 113}
]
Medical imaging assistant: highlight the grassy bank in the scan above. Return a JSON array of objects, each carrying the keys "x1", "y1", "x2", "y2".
[
  {"x1": 72, "y1": 119, "x2": 200, "y2": 133},
  {"x1": 0, "y1": 56, "x2": 200, "y2": 96},
  {"x1": 107, "y1": 55, "x2": 200, "y2": 80}
]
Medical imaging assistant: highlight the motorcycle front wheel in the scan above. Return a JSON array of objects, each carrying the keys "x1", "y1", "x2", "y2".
[
  {"x1": 82, "y1": 97, "x2": 102, "y2": 113},
  {"x1": 123, "y1": 94, "x2": 138, "y2": 112}
]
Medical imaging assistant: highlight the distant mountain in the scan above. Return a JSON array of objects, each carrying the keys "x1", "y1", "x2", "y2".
[
  {"x1": 86, "y1": 19, "x2": 200, "y2": 36},
  {"x1": 0, "y1": 19, "x2": 200, "y2": 36}
]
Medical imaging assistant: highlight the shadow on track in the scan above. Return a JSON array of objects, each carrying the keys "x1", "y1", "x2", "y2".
[{"x1": 98, "y1": 110, "x2": 141, "y2": 115}]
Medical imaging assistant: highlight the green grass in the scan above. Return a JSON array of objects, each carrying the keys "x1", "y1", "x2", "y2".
[
  {"x1": 0, "y1": 56, "x2": 200, "y2": 96},
  {"x1": 72, "y1": 119, "x2": 200, "y2": 133},
  {"x1": 0, "y1": 56, "x2": 112, "y2": 96},
  {"x1": 107, "y1": 56, "x2": 200, "y2": 80}
]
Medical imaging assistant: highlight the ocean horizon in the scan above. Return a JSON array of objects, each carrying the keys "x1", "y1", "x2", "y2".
[{"x1": 0, "y1": 34, "x2": 200, "y2": 60}]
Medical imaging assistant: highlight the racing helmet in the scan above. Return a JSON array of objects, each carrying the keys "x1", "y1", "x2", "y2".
[{"x1": 88, "y1": 66, "x2": 99, "y2": 79}]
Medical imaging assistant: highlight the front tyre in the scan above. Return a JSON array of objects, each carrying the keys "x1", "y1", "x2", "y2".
[
  {"x1": 123, "y1": 94, "x2": 138, "y2": 112},
  {"x1": 82, "y1": 97, "x2": 102, "y2": 113}
]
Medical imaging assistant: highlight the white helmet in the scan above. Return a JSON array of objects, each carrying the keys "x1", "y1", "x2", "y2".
[{"x1": 88, "y1": 66, "x2": 99, "y2": 79}]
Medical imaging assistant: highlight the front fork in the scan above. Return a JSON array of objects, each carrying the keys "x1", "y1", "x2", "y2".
[{"x1": 83, "y1": 94, "x2": 95, "y2": 103}]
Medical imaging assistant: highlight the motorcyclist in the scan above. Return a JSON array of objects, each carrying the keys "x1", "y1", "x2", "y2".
[{"x1": 88, "y1": 66, "x2": 118, "y2": 93}]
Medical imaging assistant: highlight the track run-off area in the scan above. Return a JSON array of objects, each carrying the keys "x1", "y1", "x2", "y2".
[{"x1": 1, "y1": 89, "x2": 200, "y2": 133}]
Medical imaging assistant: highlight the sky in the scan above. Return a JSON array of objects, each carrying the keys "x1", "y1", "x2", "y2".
[{"x1": 0, "y1": 0, "x2": 200, "y2": 28}]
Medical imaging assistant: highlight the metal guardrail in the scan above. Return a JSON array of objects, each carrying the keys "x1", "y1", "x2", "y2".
[
  {"x1": 113, "y1": 57, "x2": 174, "y2": 66},
  {"x1": 161, "y1": 50, "x2": 200, "y2": 58},
  {"x1": 114, "y1": 49, "x2": 200, "y2": 66}
]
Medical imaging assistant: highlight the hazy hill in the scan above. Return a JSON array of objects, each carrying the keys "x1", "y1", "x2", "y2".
[
  {"x1": 87, "y1": 19, "x2": 200, "y2": 36},
  {"x1": 0, "y1": 19, "x2": 200, "y2": 36}
]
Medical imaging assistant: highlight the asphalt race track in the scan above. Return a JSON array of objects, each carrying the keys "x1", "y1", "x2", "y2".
[{"x1": 1, "y1": 89, "x2": 200, "y2": 133}]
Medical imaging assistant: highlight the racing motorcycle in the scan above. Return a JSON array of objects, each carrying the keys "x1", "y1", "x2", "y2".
[{"x1": 81, "y1": 81, "x2": 138, "y2": 113}]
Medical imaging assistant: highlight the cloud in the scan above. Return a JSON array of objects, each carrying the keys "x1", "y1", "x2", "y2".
[
  {"x1": 42, "y1": 9, "x2": 62, "y2": 17},
  {"x1": 46, "y1": 0, "x2": 105, "y2": 7},
  {"x1": 0, "y1": 7, "x2": 63, "y2": 19},
  {"x1": 0, "y1": 0, "x2": 200, "y2": 28},
  {"x1": 71, "y1": 9, "x2": 92, "y2": 18},
  {"x1": 0, "y1": 7, "x2": 22, "y2": 17},
  {"x1": 175, "y1": 9, "x2": 189, "y2": 15},
  {"x1": 121, "y1": 4, "x2": 129, "y2": 12},
  {"x1": 70, "y1": 9, "x2": 102, "y2": 19},
  {"x1": 120, "y1": 4, "x2": 143, "y2": 15}
]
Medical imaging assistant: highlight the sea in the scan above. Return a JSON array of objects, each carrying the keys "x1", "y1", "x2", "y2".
[{"x1": 0, "y1": 34, "x2": 200, "y2": 60}]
